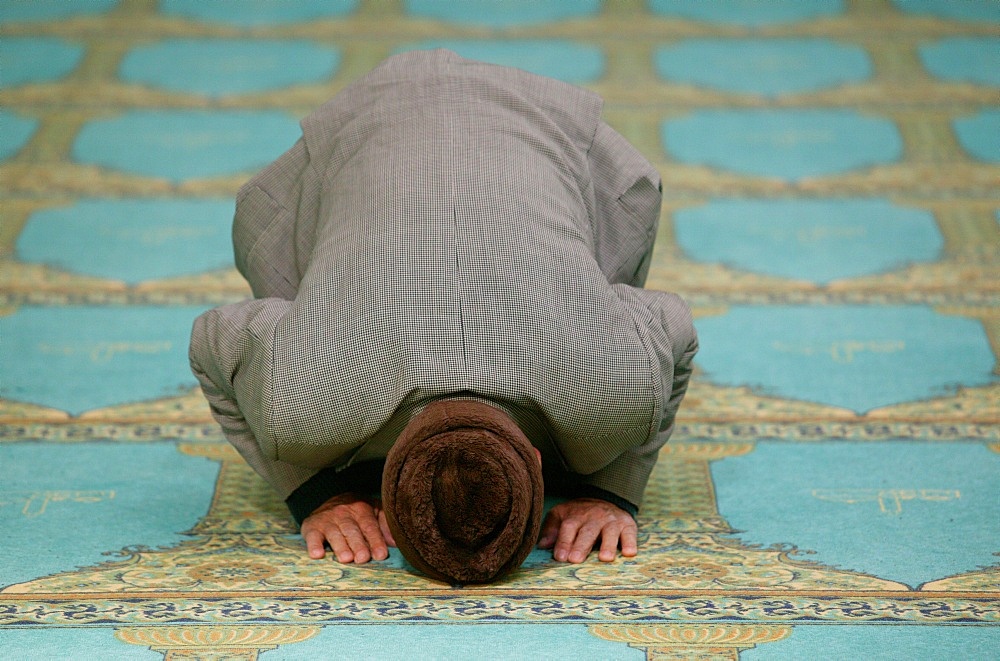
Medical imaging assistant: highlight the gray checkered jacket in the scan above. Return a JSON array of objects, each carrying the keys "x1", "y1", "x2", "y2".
[{"x1": 190, "y1": 50, "x2": 697, "y2": 510}]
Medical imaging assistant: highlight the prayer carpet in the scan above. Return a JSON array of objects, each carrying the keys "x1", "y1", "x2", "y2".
[{"x1": 1, "y1": 1, "x2": 998, "y2": 659}]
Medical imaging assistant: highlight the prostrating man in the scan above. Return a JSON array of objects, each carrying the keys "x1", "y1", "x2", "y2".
[{"x1": 190, "y1": 49, "x2": 697, "y2": 585}]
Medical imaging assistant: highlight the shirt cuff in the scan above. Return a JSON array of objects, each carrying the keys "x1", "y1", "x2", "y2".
[{"x1": 285, "y1": 460, "x2": 385, "y2": 526}]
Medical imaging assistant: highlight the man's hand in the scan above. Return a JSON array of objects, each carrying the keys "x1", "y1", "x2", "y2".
[
  {"x1": 538, "y1": 498, "x2": 638, "y2": 563},
  {"x1": 300, "y1": 492, "x2": 396, "y2": 564}
]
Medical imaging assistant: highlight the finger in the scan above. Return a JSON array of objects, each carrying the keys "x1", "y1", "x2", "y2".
[
  {"x1": 338, "y1": 519, "x2": 372, "y2": 564},
  {"x1": 620, "y1": 522, "x2": 638, "y2": 558},
  {"x1": 377, "y1": 509, "x2": 396, "y2": 547},
  {"x1": 567, "y1": 522, "x2": 603, "y2": 563},
  {"x1": 553, "y1": 517, "x2": 581, "y2": 562},
  {"x1": 597, "y1": 523, "x2": 625, "y2": 562},
  {"x1": 324, "y1": 526, "x2": 356, "y2": 564},
  {"x1": 537, "y1": 509, "x2": 562, "y2": 549},
  {"x1": 303, "y1": 528, "x2": 328, "y2": 560},
  {"x1": 358, "y1": 512, "x2": 389, "y2": 561}
]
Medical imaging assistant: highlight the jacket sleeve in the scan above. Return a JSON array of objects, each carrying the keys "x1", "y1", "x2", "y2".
[
  {"x1": 576, "y1": 285, "x2": 698, "y2": 511},
  {"x1": 233, "y1": 137, "x2": 321, "y2": 301},
  {"x1": 587, "y1": 121, "x2": 663, "y2": 288},
  {"x1": 189, "y1": 298, "x2": 319, "y2": 500}
]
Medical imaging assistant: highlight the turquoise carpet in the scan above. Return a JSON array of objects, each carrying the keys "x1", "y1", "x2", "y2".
[{"x1": 1, "y1": 1, "x2": 998, "y2": 659}]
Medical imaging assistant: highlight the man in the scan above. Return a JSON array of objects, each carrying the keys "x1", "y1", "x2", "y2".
[{"x1": 190, "y1": 49, "x2": 697, "y2": 584}]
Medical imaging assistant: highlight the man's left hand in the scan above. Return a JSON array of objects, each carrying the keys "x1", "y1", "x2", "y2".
[{"x1": 537, "y1": 497, "x2": 638, "y2": 563}]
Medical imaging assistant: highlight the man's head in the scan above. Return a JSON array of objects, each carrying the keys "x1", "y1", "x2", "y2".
[{"x1": 381, "y1": 399, "x2": 544, "y2": 585}]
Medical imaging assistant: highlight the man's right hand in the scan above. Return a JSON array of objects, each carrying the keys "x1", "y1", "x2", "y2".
[{"x1": 300, "y1": 492, "x2": 396, "y2": 564}]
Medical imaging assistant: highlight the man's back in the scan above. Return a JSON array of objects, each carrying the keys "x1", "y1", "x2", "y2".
[
  {"x1": 265, "y1": 50, "x2": 660, "y2": 470},
  {"x1": 191, "y1": 50, "x2": 696, "y2": 517}
]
